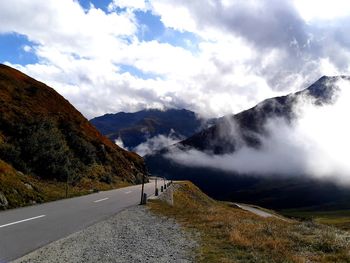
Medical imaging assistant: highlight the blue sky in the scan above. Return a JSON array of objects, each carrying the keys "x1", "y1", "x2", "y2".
[
  {"x1": 0, "y1": 33, "x2": 38, "y2": 65},
  {"x1": 0, "y1": 0, "x2": 198, "y2": 72}
]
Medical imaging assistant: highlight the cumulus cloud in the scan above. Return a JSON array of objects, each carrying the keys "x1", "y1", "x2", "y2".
[
  {"x1": 108, "y1": 0, "x2": 148, "y2": 11},
  {"x1": 152, "y1": 0, "x2": 350, "y2": 91},
  {"x1": 1, "y1": 0, "x2": 350, "y2": 120},
  {"x1": 166, "y1": 79, "x2": 350, "y2": 185}
]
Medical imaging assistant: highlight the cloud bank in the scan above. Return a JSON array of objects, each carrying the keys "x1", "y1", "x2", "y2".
[
  {"x1": 166, "y1": 79, "x2": 350, "y2": 185},
  {"x1": 1, "y1": 1, "x2": 350, "y2": 119}
]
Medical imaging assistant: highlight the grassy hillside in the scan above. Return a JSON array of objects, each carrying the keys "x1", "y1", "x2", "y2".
[
  {"x1": 281, "y1": 208, "x2": 350, "y2": 231},
  {"x1": 149, "y1": 182, "x2": 350, "y2": 263},
  {"x1": 0, "y1": 64, "x2": 147, "y2": 209}
]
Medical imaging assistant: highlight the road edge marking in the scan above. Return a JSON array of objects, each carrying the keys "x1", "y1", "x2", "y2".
[
  {"x1": 0, "y1": 215, "x2": 46, "y2": 229},
  {"x1": 93, "y1": 198, "x2": 109, "y2": 203}
]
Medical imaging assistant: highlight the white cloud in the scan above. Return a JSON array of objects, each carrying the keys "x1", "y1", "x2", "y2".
[
  {"x1": 23, "y1": 45, "x2": 32, "y2": 52},
  {"x1": 1, "y1": 0, "x2": 350, "y2": 121},
  {"x1": 108, "y1": 0, "x2": 148, "y2": 11},
  {"x1": 151, "y1": 1, "x2": 197, "y2": 32},
  {"x1": 167, "y1": 79, "x2": 350, "y2": 185},
  {"x1": 294, "y1": 0, "x2": 350, "y2": 21},
  {"x1": 133, "y1": 131, "x2": 182, "y2": 156}
]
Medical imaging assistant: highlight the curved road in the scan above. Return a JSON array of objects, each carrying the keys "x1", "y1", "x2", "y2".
[
  {"x1": 234, "y1": 203, "x2": 274, "y2": 218},
  {"x1": 0, "y1": 181, "x2": 162, "y2": 262},
  {"x1": 235, "y1": 203, "x2": 288, "y2": 221}
]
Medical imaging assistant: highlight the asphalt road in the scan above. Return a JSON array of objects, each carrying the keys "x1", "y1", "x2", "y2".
[
  {"x1": 235, "y1": 203, "x2": 274, "y2": 218},
  {"x1": 0, "y1": 180, "x2": 164, "y2": 262}
]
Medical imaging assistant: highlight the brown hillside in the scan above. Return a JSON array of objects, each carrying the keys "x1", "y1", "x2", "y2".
[{"x1": 0, "y1": 64, "x2": 147, "y2": 209}]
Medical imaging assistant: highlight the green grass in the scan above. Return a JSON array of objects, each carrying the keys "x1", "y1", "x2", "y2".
[
  {"x1": 148, "y1": 181, "x2": 350, "y2": 263},
  {"x1": 280, "y1": 209, "x2": 350, "y2": 231}
]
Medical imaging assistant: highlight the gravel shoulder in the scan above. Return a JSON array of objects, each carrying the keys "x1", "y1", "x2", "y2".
[{"x1": 12, "y1": 205, "x2": 197, "y2": 263}]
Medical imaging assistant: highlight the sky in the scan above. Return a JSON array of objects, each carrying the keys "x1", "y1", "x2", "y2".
[{"x1": 1, "y1": 0, "x2": 350, "y2": 119}]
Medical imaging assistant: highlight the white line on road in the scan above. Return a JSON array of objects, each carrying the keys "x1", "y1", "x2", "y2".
[
  {"x1": 93, "y1": 198, "x2": 109, "y2": 203},
  {"x1": 0, "y1": 215, "x2": 46, "y2": 229},
  {"x1": 125, "y1": 191, "x2": 132, "y2": 194}
]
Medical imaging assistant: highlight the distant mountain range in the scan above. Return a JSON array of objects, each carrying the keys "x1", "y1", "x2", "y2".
[
  {"x1": 146, "y1": 76, "x2": 350, "y2": 210},
  {"x1": 0, "y1": 64, "x2": 147, "y2": 209},
  {"x1": 90, "y1": 109, "x2": 214, "y2": 151}
]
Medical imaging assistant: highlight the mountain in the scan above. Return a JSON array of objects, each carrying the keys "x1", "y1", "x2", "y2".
[
  {"x1": 180, "y1": 76, "x2": 342, "y2": 154},
  {"x1": 146, "y1": 76, "x2": 350, "y2": 210},
  {"x1": 0, "y1": 64, "x2": 147, "y2": 209},
  {"x1": 90, "y1": 108, "x2": 213, "y2": 150}
]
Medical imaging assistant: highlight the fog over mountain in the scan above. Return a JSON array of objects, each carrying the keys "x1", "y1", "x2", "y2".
[
  {"x1": 90, "y1": 109, "x2": 213, "y2": 156},
  {"x1": 167, "y1": 78, "x2": 350, "y2": 185},
  {"x1": 145, "y1": 76, "x2": 350, "y2": 209}
]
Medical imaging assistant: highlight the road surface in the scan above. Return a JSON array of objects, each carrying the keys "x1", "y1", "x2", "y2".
[
  {"x1": 0, "y1": 181, "x2": 162, "y2": 262},
  {"x1": 235, "y1": 203, "x2": 276, "y2": 218}
]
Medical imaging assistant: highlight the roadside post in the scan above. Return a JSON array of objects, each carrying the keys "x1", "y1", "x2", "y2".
[
  {"x1": 140, "y1": 173, "x2": 145, "y2": 205},
  {"x1": 155, "y1": 177, "x2": 159, "y2": 196}
]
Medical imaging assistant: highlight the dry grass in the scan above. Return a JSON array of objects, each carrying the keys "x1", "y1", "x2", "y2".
[{"x1": 148, "y1": 181, "x2": 350, "y2": 263}]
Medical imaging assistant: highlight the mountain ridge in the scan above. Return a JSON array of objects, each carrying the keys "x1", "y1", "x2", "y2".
[
  {"x1": 180, "y1": 75, "x2": 344, "y2": 154},
  {"x1": 91, "y1": 108, "x2": 213, "y2": 150}
]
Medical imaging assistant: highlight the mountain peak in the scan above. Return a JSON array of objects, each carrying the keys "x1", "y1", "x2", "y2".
[{"x1": 303, "y1": 75, "x2": 350, "y2": 102}]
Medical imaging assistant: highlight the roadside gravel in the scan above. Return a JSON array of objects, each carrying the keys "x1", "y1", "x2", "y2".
[{"x1": 13, "y1": 206, "x2": 197, "y2": 263}]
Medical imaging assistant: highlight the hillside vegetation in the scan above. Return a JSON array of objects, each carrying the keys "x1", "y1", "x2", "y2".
[
  {"x1": 0, "y1": 64, "x2": 147, "y2": 209},
  {"x1": 149, "y1": 182, "x2": 350, "y2": 263},
  {"x1": 281, "y1": 208, "x2": 350, "y2": 231}
]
